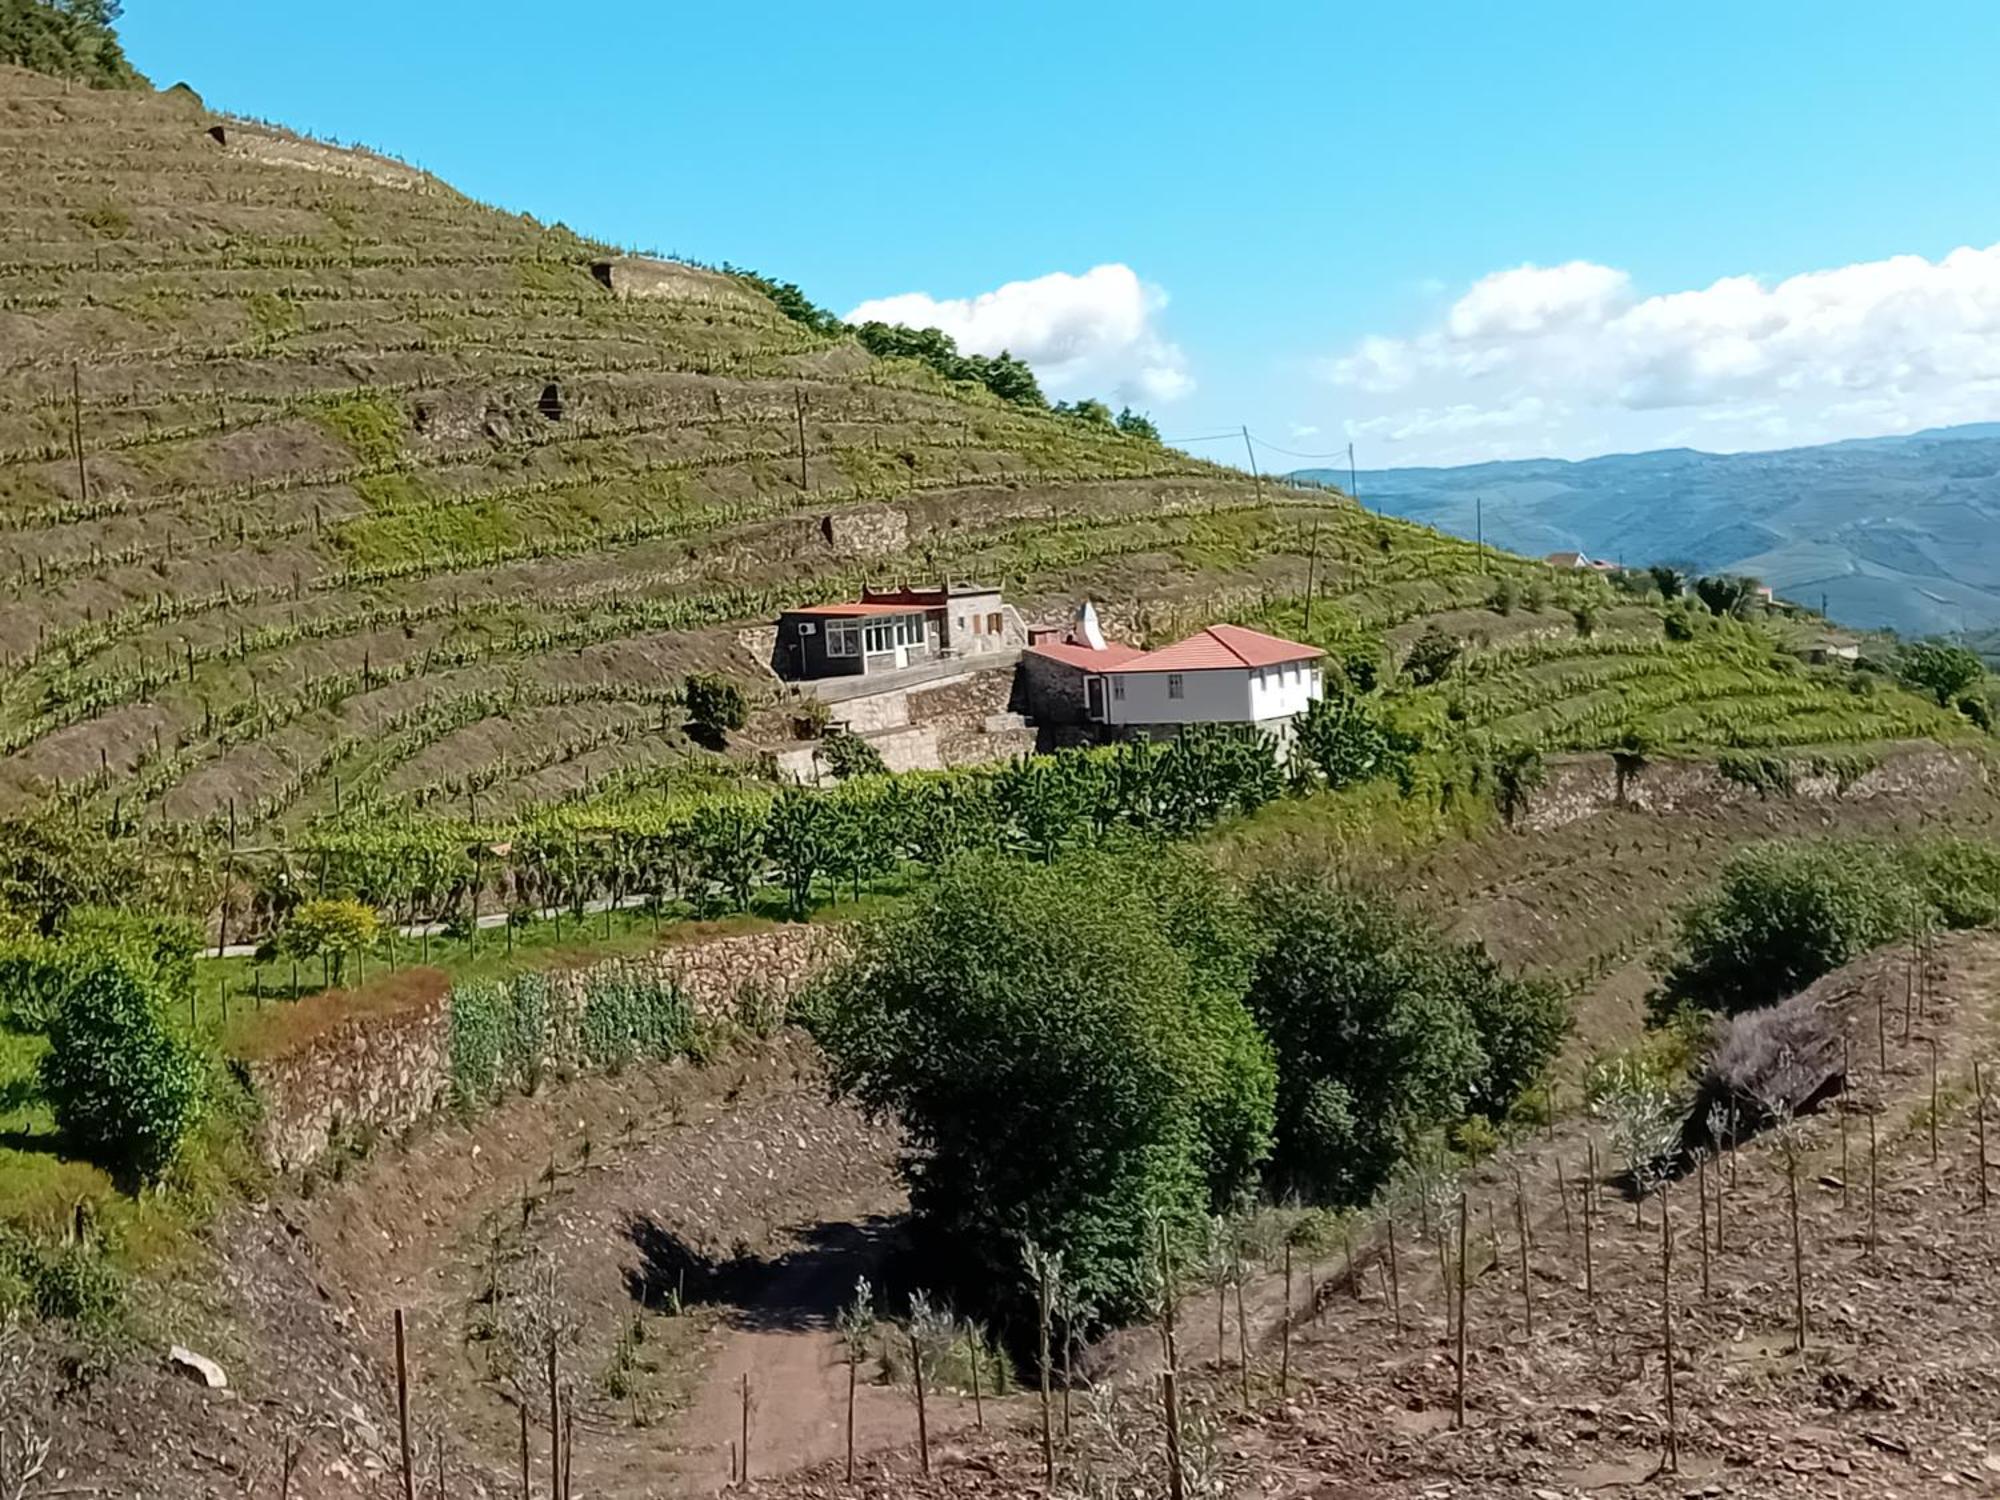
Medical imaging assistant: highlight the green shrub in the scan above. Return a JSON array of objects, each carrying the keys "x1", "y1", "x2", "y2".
[
  {"x1": 581, "y1": 969, "x2": 693, "y2": 1071},
  {"x1": 1293, "y1": 692, "x2": 1392, "y2": 791},
  {"x1": 1401, "y1": 627, "x2": 1462, "y2": 686},
  {"x1": 279, "y1": 896, "x2": 379, "y2": 987},
  {"x1": 1897, "y1": 639, "x2": 1985, "y2": 706},
  {"x1": 815, "y1": 848, "x2": 1274, "y2": 1320},
  {"x1": 1654, "y1": 840, "x2": 1919, "y2": 1019},
  {"x1": 1899, "y1": 837, "x2": 2000, "y2": 929},
  {"x1": 683, "y1": 673, "x2": 749, "y2": 742},
  {"x1": 0, "y1": 1230, "x2": 125, "y2": 1328},
  {"x1": 1245, "y1": 874, "x2": 1565, "y2": 1205},
  {"x1": 820, "y1": 730, "x2": 887, "y2": 781},
  {"x1": 38, "y1": 954, "x2": 205, "y2": 1183}
]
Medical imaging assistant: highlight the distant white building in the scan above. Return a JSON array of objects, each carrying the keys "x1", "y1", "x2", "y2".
[{"x1": 1023, "y1": 617, "x2": 1324, "y2": 736}]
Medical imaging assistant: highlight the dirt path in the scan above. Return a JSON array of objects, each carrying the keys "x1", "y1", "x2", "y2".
[{"x1": 669, "y1": 1216, "x2": 983, "y2": 1488}]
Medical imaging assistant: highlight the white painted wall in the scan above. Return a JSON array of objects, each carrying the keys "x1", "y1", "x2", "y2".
[{"x1": 1095, "y1": 662, "x2": 1321, "y2": 728}]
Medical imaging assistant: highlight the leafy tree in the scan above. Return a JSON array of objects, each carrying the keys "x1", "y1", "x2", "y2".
[
  {"x1": 721, "y1": 265, "x2": 844, "y2": 335},
  {"x1": 280, "y1": 896, "x2": 379, "y2": 986},
  {"x1": 996, "y1": 755, "x2": 1093, "y2": 861},
  {"x1": 0, "y1": 0, "x2": 145, "y2": 87},
  {"x1": 1246, "y1": 876, "x2": 1560, "y2": 1204},
  {"x1": 686, "y1": 799, "x2": 767, "y2": 913},
  {"x1": 38, "y1": 952, "x2": 204, "y2": 1183},
  {"x1": 1153, "y1": 726, "x2": 1281, "y2": 833},
  {"x1": 1293, "y1": 692, "x2": 1390, "y2": 791},
  {"x1": 1693, "y1": 574, "x2": 1762, "y2": 618},
  {"x1": 819, "y1": 729, "x2": 886, "y2": 781},
  {"x1": 815, "y1": 849, "x2": 1274, "y2": 1320},
  {"x1": 1654, "y1": 840, "x2": 1918, "y2": 1019},
  {"x1": 1647, "y1": 564, "x2": 1688, "y2": 601},
  {"x1": 763, "y1": 789, "x2": 829, "y2": 919},
  {"x1": 1896, "y1": 639, "x2": 1985, "y2": 707},
  {"x1": 1400, "y1": 627, "x2": 1462, "y2": 686},
  {"x1": 0, "y1": 810, "x2": 144, "y2": 936},
  {"x1": 1113, "y1": 407, "x2": 1161, "y2": 442},
  {"x1": 1054, "y1": 398, "x2": 1115, "y2": 428},
  {"x1": 683, "y1": 672, "x2": 749, "y2": 743}
]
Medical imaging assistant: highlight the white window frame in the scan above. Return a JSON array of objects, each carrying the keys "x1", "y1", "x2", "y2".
[
  {"x1": 863, "y1": 620, "x2": 895, "y2": 655},
  {"x1": 825, "y1": 622, "x2": 859, "y2": 657},
  {"x1": 896, "y1": 613, "x2": 927, "y2": 648},
  {"x1": 1112, "y1": 675, "x2": 1125, "y2": 701},
  {"x1": 1167, "y1": 672, "x2": 1185, "y2": 700}
]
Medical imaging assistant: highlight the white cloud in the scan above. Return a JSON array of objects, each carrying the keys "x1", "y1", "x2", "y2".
[
  {"x1": 847, "y1": 263, "x2": 1193, "y2": 406},
  {"x1": 1323, "y1": 243, "x2": 2000, "y2": 464}
]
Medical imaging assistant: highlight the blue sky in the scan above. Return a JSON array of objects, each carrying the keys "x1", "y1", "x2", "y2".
[{"x1": 123, "y1": 2, "x2": 2000, "y2": 468}]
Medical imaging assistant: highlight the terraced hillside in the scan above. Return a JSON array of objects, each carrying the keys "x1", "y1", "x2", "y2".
[{"x1": 0, "y1": 63, "x2": 1975, "y2": 873}]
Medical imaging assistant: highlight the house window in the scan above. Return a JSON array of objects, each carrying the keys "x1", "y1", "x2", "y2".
[
  {"x1": 988, "y1": 612, "x2": 1003, "y2": 634},
  {"x1": 1112, "y1": 676, "x2": 1125, "y2": 701},
  {"x1": 1167, "y1": 672, "x2": 1184, "y2": 700},
  {"x1": 826, "y1": 622, "x2": 859, "y2": 657},
  {"x1": 895, "y1": 614, "x2": 926, "y2": 648},
  {"x1": 863, "y1": 621, "x2": 895, "y2": 654}
]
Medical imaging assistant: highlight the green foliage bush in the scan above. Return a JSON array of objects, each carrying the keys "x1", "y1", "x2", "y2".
[
  {"x1": 1897, "y1": 639, "x2": 1986, "y2": 707},
  {"x1": 819, "y1": 730, "x2": 886, "y2": 781},
  {"x1": 1401, "y1": 627, "x2": 1462, "y2": 687},
  {"x1": 0, "y1": 0, "x2": 145, "y2": 88},
  {"x1": 38, "y1": 954, "x2": 205, "y2": 1183},
  {"x1": 683, "y1": 672, "x2": 749, "y2": 742},
  {"x1": 450, "y1": 967, "x2": 692, "y2": 1111},
  {"x1": 1244, "y1": 872, "x2": 1566, "y2": 1205},
  {"x1": 1654, "y1": 840, "x2": 1922, "y2": 1019},
  {"x1": 1293, "y1": 692, "x2": 1392, "y2": 791},
  {"x1": 279, "y1": 896, "x2": 379, "y2": 986},
  {"x1": 814, "y1": 848, "x2": 1275, "y2": 1320},
  {"x1": 0, "y1": 1229, "x2": 124, "y2": 1327}
]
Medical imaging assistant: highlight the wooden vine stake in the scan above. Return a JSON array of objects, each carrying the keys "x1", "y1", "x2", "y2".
[
  {"x1": 1279, "y1": 1239, "x2": 1292, "y2": 1398},
  {"x1": 1452, "y1": 1192, "x2": 1469, "y2": 1430},
  {"x1": 740, "y1": 1372, "x2": 753, "y2": 1484},
  {"x1": 1659, "y1": 1182, "x2": 1679, "y2": 1474},
  {"x1": 1385, "y1": 1215, "x2": 1403, "y2": 1335},
  {"x1": 1867, "y1": 1108, "x2": 1880, "y2": 1259},
  {"x1": 1581, "y1": 1148, "x2": 1596, "y2": 1307},
  {"x1": 1696, "y1": 1157, "x2": 1711, "y2": 1299},
  {"x1": 1157, "y1": 1221, "x2": 1185, "y2": 1500},
  {"x1": 909, "y1": 1329, "x2": 929, "y2": 1477},
  {"x1": 1976, "y1": 1060, "x2": 1991, "y2": 1211},
  {"x1": 394, "y1": 1310, "x2": 416, "y2": 1500},
  {"x1": 1513, "y1": 1170, "x2": 1534, "y2": 1337},
  {"x1": 1931, "y1": 1039, "x2": 1941, "y2": 1165}
]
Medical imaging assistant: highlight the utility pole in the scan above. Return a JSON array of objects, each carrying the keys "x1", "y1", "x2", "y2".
[
  {"x1": 794, "y1": 388, "x2": 809, "y2": 491},
  {"x1": 1476, "y1": 495, "x2": 1484, "y2": 564},
  {"x1": 1348, "y1": 441, "x2": 1360, "y2": 510},
  {"x1": 1240, "y1": 426, "x2": 1263, "y2": 501},
  {"x1": 1302, "y1": 515, "x2": 1322, "y2": 635}
]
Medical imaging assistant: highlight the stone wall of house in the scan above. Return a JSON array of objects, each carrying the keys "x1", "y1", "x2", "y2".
[
  {"x1": 1018, "y1": 651, "x2": 1089, "y2": 725},
  {"x1": 246, "y1": 925, "x2": 852, "y2": 1173}
]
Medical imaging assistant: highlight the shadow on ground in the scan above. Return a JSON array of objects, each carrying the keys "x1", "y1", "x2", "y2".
[{"x1": 624, "y1": 1213, "x2": 904, "y2": 1332}]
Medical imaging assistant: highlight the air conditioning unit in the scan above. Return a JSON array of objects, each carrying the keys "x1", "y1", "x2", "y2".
[{"x1": 798, "y1": 622, "x2": 818, "y2": 636}]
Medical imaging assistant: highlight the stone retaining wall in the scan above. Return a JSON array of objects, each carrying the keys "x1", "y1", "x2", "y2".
[
  {"x1": 1519, "y1": 744, "x2": 1978, "y2": 833},
  {"x1": 247, "y1": 924, "x2": 852, "y2": 1173}
]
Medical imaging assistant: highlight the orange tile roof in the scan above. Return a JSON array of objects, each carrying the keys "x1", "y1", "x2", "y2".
[
  {"x1": 1025, "y1": 640, "x2": 1148, "y2": 671},
  {"x1": 1116, "y1": 623, "x2": 1323, "y2": 673}
]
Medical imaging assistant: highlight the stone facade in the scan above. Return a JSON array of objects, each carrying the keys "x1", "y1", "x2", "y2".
[{"x1": 246, "y1": 924, "x2": 852, "y2": 1173}]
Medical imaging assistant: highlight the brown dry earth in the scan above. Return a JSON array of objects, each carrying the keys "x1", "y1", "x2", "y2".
[
  {"x1": 26, "y1": 759, "x2": 2000, "y2": 1497},
  {"x1": 762, "y1": 931, "x2": 2000, "y2": 1499}
]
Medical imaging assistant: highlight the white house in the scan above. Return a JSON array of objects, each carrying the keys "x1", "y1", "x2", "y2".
[{"x1": 1024, "y1": 618, "x2": 1324, "y2": 735}]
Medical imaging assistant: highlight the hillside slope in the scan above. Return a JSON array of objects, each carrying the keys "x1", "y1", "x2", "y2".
[
  {"x1": 0, "y1": 63, "x2": 1973, "y2": 864},
  {"x1": 1298, "y1": 424, "x2": 2000, "y2": 639}
]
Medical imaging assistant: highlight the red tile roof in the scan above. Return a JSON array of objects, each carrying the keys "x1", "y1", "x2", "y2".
[
  {"x1": 1116, "y1": 623, "x2": 1323, "y2": 673},
  {"x1": 1024, "y1": 640, "x2": 1148, "y2": 671},
  {"x1": 786, "y1": 601, "x2": 931, "y2": 618}
]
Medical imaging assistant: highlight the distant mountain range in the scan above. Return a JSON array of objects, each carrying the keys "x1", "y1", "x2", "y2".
[{"x1": 1293, "y1": 423, "x2": 2000, "y2": 640}]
